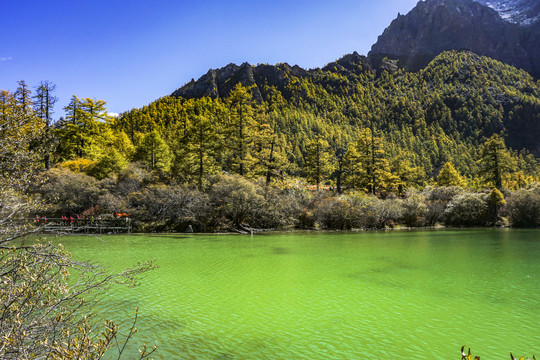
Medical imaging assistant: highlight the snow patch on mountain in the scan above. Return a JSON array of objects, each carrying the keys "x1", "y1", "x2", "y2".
[{"x1": 474, "y1": 0, "x2": 540, "y2": 25}]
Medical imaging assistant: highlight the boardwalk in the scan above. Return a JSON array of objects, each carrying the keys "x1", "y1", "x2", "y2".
[{"x1": 34, "y1": 217, "x2": 132, "y2": 234}]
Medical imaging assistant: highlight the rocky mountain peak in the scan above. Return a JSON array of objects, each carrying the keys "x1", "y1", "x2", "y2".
[
  {"x1": 473, "y1": 0, "x2": 540, "y2": 25},
  {"x1": 369, "y1": 0, "x2": 539, "y2": 76}
]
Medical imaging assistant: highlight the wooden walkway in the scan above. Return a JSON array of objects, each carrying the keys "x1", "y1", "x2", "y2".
[{"x1": 34, "y1": 218, "x2": 132, "y2": 234}]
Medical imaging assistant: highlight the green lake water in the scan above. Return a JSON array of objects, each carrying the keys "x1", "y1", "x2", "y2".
[{"x1": 54, "y1": 230, "x2": 540, "y2": 359}]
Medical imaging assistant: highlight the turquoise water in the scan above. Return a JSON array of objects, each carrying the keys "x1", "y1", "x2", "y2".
[{"x1": 54, "y1": 230, "x2": 540, "y2": 359}]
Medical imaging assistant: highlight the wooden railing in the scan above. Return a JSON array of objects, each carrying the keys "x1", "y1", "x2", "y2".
[{"x1": 32, "y1": 217, "x2": 132, "y2": 234}]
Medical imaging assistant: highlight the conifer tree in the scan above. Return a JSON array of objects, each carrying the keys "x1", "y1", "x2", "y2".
[
  {"x1": 478, "y1": 134, "x2": 513, "y2": 189},
  {"x1": 135, "y1": 130, "x2": 172, "y2": 172},
  {"x1": 304, "y1": 136, "x2": 334, "y2": 189},
  {"x1": 437, "y1": 162, "x2": 466, "y2": 187},
  {"x1": 225, "y1": 84, "x2": 255, "y2": 176},
  {"x1": 58, "y1": 96, "x2": 110, "y2": 159},
  {"x1": 249, "y1": 113, "x2": 288, "y2": 184},
  {"x1": 34, "y1": 81, "x2": 57, "y2": 169},
  {"x1": 344, "y1": 128, "x2": 393, "y2": 194},
  {"x1": 175, "y1": 114, "x2": 221, "y2": 190}
]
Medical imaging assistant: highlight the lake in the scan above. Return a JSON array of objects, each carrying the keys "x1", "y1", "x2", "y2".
[{"x1": 54, "y1": 229, "x2": 540, "y2": 359}]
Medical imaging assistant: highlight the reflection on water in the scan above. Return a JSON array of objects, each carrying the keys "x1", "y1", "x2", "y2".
[{"x1": 59, "y1": 230, "x2": 540, "y2": 360}]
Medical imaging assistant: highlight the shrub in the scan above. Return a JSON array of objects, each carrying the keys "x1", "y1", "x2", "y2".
[
  {"x1": 313, "y1": 197, "x2": 355, "y2": 230},
  {"x1": 254, "y1": 184, "x2": 300, "y2": 229},
  {"x1": 401, "y1": 190, "x2": 427, "y2": 227},
  {"x1": 208, "y1": 174, "x2": 266, "y2": 230},
  {"x1": 129, "y1": 184, "x2": 209, "y2": 232},
  {"x1": 58, "y1": 158, "x2": 96, "y2": 174},
  {"x1": 506, "y1": 188, "x2": 540, "y2": 227},
  {"x1": 423, "y1": 186, "x2": 465, "y2": 226},
  {"x1": 37, "y1": 168, "x2": 102, "y2": 216},
  {"x1": 444, "y1": 193, "x2": 490, "y2": 226},
  {"x1": 345, "y1": 193, "x2": 402, "y2": 229}
]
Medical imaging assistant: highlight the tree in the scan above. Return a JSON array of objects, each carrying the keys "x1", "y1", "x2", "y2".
[
  {"x1": 0, "y1": 89, "x2": 44, "y2": 186},
  {"x1": 174, "y1": 114, "x2": 221, "y2": 190},
  {"x1": 303, "y1": 136, "x2": 334, "y2": 189},
  {"x1": 134, "y1": 130, "x2": 172, "y2": 172},
  {"x1": 478, "y1": 134, "x2": 513, "y2": 189},
  {"x1": 343, "y1": 128, "x2": 393, "y2": 194},
  {"x1": 225, "y1": 84, "x2": 255, "y2": 176},
  {"x1": 58, "y1": 96, "x2": 109, "y2": 159},
  {"x1": 249, "y1": 112, "x2": 288, "y2": 185},
  {"x1": 437, "y1": 162, "x2": 466, "y2": 187},
  {"x1": 0, "y1": 96, "x2": 156, "y2": 358},
  {"x1": 14, "y1": 80, "x2": 33, "y2": 119},
  {"x1": 34, "y1": 81, "x2": 57, "y2": 169}
]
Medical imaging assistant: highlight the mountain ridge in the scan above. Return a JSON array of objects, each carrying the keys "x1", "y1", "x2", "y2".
[
  {"x1": 369, "y1": 0, "x2": 540, "y2": 76},
  {"x1": 173, "y1": 0, "x2": 539, "y2": 101}
]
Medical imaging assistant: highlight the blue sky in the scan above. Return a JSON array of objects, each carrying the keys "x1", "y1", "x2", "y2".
[{"x1": 0, "y1": 0, "x2": 419, "y2": 116}]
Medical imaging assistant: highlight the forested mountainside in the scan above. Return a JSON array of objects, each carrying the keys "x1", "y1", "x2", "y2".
[
  {"x1": 369, "y1": 0, "x2": 540, "y2": 77},
  {"x1": 114, "y1": 51, "x2": 540, "y2": 189}
]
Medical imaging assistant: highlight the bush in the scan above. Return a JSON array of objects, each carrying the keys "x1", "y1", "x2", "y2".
[
  {"x1": 129, "y1": 184, "x2": 209, "y2": 232},
  {"x1": 254, "y1": 184, "x2": 300, "y2": 229},
  {"x1": 423, "y1": 186, "x2": 465, "y2": 226},
  {"x1": 208, "y1": 174, "x2": 266, "y2": 230},
  {"x1": 345, "y1": 193, "x2": 402, "y2": 229},
  {"x1": 37, "y1": 168, "x2": 103, "y2": 216},
  {"x1": 506, "y1": 188, "x2": 540, "y2": 227},
  {"x1": 444, "y1": 192, "x2": 490, "y2": 227},
  {"x1": 313, "y1": 197, "x2": 355, "y2": 230},
  {"x1": 401, "y1": 190, "x2": 427, "y2": 227}
]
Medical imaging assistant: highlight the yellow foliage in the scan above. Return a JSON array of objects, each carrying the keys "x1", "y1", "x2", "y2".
[{"x1": 58, "y1": 158, "x2": 96, "y2": 174}]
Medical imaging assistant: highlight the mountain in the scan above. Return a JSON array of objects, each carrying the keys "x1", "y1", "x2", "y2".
[
  {"x1": 369, "y1": 0, "x2": 540, "y2": 77},
  {"x1": 473, "y1": 0, "x2": 540, "y2": 25},
  {"x1": 172, "y1": 52, "x2": 374, "y2": 101}
]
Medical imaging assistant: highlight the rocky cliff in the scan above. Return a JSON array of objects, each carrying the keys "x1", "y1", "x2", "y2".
[{"x1": 369, "y1": 0, "x2": 539, "y2": 76}]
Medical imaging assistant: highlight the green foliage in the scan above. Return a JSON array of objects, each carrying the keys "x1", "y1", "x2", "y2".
[
  {"x1": 478, "y1": 134, "x2": 513, "y2": 189},
  {"x1": 134, "y1": 130, "x2": 172, "y2": 172},
  {"x1": 303, "y1": 136, "x2": 334, "y2": 189},
  {"x1": 437, "y1": 162, "x2": 466, "y2": 187}
]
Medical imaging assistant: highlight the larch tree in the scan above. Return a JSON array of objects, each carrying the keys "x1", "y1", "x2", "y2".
[
  {"x1": 58, "y1": 96, "x2": 108, "y2": 159},
  {"x1": 344, "y1": 128, "x2": 392, "y2": 194},
  {"x1": 33, "y1": 81, "x2": 57, "y2": 169},
  {"x1": 304, "y1": 136, "x2": 334, "y2": 189},
  {"x1": 225, "y1": 84, "x2": 255, "y2": 176},
  {"x1": 176, "y1": 114, "x2": 221, "y2": 190},
  {"x1": 478, "y1": 134, "x2": 513, "y2": 189},
  {"x1": 437, "y1": 161, "x2": 466, "y2": 187},
  {"x1": 135, "y1": 130, "x2": 172, "y2": 172},
  {"x1": 249, "y1": 112, "x2": 288, "y2": 184}
]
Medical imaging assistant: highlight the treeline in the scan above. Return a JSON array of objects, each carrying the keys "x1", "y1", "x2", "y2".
[
  {"x1": 33, "y1": 166, "x2": 540, "y2": 231},
  {"x1": 2, "y1": 51, "x2": 540, "y2": 230}
]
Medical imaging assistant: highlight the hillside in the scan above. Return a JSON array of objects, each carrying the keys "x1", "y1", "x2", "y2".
[{"x1": 116, "y1": 51, "x2": 540, "y2": 185}]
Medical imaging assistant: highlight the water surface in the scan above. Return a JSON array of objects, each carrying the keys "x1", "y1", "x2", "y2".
[{"x1": 54, "y1": 230, "x2": 540, "y2": 359}]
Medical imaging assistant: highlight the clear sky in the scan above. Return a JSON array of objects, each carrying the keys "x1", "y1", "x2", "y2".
[{"x1": 0, "y1": 0, "x2": 419, "y2": 116}]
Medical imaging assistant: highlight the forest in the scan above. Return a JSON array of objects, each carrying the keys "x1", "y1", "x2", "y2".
[{"x1": 2, "y1": 50, "x2": 540, "y2": 232}]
